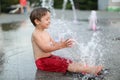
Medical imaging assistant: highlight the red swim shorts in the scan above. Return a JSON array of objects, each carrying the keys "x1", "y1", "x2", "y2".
[{"x1": 35, "y1": 55, "x2": 72, "y2": 73}]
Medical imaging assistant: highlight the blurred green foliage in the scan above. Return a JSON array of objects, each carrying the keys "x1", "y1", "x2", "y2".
[
  {"x1": 74, "y1": 0, "x2": 98, "y2": 10},
  {"x1": 54, "y1": 0, "x2": 72, "y2": 9},
  {"x1": 29, "y1": 0, "x2": 41, "y2": 6},
  {"x1": 0, "y1": 0, "x2": 98, "y2": 13},
  {"x1": 53, "y1": 0, "x2": 97, "y2": 10},
  {"x1": 54, "y1": 0, "x2": 63, "y2": 9},
  {"x1": 1, "y1": 0, "x2": 18, "y2": 12}
]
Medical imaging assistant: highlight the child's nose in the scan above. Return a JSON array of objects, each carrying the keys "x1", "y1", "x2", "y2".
[{"x1": 48, "y1": 21, "x2": 50, "y2": 24}]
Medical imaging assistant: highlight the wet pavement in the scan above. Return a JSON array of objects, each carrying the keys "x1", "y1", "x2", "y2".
[{"x1": 0, "y1": 10, "x2": 120, "y2": 80}]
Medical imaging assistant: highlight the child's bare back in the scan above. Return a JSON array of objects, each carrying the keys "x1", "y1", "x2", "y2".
[{"x1": 32, "y1": 29, "x2": 52, "y2": 60}]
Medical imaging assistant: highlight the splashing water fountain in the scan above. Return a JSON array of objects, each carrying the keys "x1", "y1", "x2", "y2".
[
  {"x1": 62, "y1": 0, "x2": 78, "y2": 23},
  {"x1": 40, "y1": 0, "x2": 56, "y2": 18},
  {"x1": 89, "y1": 10, "x2": 98, "y2": 31},
  {"x1": 39, "y1": 0, "x2": 109, "y2": 80},
  {"x1": 48, "y1": 16, "x2": 109, "y2": 80}
]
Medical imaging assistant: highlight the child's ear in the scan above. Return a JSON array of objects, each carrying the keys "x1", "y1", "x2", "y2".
[{"x1": 34, "y1": 19, "x2": 40, "y2": 25}]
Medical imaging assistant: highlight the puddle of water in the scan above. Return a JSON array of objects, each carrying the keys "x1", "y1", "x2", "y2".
[{"x1": 0, "y1": 21, "x2": 22, "y2": 31}]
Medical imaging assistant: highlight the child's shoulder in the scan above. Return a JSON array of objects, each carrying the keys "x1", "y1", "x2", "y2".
[
  {"x1": 32, "y1": 29, "x2": 45, "y2": 38},
  {"x1": 32, "y1": 29, "x2": 36, "y2": 35},
  {"x1": 32, "y1": 30, "x2": 39, "y2": 38}
]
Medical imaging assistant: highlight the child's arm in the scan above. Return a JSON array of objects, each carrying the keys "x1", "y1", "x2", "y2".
[{"x1": 33, "y1": 33, "x2": 73, "y2": 53}]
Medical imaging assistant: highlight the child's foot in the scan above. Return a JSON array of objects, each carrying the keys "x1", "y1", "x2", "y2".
[
  {"x1": 87, "y1": 66, "x2": 103, "y2": 75},
  {"x1": 94, "y1": 66, "x2": 103, "y2": 75},
  {"x1": 97, "y1": 68, "x2": 110, "y2": 75},
  {"x1": 95, "y1": 66, "x2": 103, "y2": 75}
]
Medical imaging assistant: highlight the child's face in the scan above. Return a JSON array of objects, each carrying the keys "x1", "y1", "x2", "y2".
[{"x1": 39, "y1": 12, "x2": 51, "y2": 29}]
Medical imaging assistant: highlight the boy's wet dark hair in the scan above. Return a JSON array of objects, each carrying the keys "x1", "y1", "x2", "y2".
[{"x1": 30, "y1": 7, "x2": 50, "y2": 26}]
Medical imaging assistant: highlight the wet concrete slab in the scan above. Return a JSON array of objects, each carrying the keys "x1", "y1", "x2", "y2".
[
  {"x1": 0, "y1": 20, "x2": 35, "y2": 80},
  {"x1": 0, "y1": 10, "x2": 120, "y2": 80}
]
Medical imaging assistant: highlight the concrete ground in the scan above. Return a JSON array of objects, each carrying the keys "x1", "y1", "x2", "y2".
[{"x1": 0, "y1": 9, "x2": 120, "y2": 80}]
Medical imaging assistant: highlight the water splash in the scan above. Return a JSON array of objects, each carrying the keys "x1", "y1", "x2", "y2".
[
  {"x1": 89, "y1": 10, "x2": 97, "y2": 31},
  {"x1": 49, "y1": 19, "x2": 104, "y2": 66},
  {"x1": 40, "y1": 0, "x2": 56, "y2": 18},
  {"x1": 62, "y1": 31, "x2": 104, "y2": 66},
  {"x1": 62, "y1": 0, "x2": 78, "y2": 23},
  {"x1": 57, "y1": 23, "x2": 103, "y2": 66},
  {"x1": 79, "y1": 32, "x2": 103, "y2": 66}
]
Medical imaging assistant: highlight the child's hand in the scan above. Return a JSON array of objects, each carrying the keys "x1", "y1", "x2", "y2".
[{"x1": 61, "y1": 39, "x2": 75, "y2": 48}]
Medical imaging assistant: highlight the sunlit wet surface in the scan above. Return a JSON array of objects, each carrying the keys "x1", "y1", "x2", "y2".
[{"x1": 0, "y1": 13, "x2": 120, "y2": 80}]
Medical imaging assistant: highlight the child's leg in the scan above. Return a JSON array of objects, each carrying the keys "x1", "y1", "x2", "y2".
[{"x1": 67, "y1": 62, "x2": 102, "y2": 75}]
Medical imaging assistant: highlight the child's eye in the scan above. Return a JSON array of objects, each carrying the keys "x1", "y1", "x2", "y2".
[{"x1": 46, "y1": 18, "x2": 50, "y2": 21}]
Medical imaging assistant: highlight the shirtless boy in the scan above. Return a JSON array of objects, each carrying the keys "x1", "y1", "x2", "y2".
[{"x1": 30, "y1": 7, "x2": 102, "y2": 74}]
